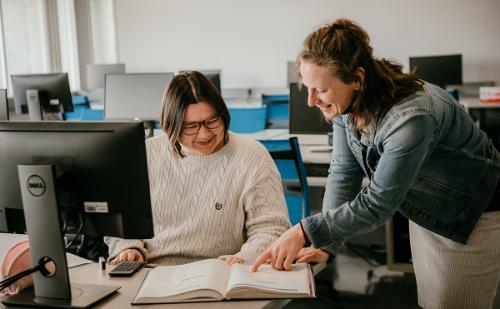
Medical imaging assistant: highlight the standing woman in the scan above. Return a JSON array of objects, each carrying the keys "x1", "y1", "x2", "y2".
[
  {"x1": 106, "y1": 71, "x2": 290, "y2": 266},
  {"x1": 252, "y1": 19, "x2": 500, "y2": 308}
]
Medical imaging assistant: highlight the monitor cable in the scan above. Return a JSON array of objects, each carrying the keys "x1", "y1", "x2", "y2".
[
  {"x1": 0, "y1": 256, "x2": 53, "y2": 292},
  {"x1": 64, "y1": 213, "x2": 84, "y2": 250}
]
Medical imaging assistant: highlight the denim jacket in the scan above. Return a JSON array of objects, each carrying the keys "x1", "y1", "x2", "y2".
[{"x1": 302, "y1": 83, "x2": 500, "y2": 255}]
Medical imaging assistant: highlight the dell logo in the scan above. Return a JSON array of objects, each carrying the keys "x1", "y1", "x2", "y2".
[{"x1": 26, "y1": 175, "x2": 46, "y2": 197}]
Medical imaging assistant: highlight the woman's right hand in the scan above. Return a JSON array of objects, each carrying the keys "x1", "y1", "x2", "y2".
[{"x1": 110, "y1": 248, "x2": 144, "y2": 265}]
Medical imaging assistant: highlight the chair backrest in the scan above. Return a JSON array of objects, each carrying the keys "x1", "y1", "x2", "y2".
[
  {"x1": 228, "y1": 105, "x2": 267, "y2": 133},
  {"x1": 261, "y1": 94, "x2": 289, "y2": 129},
  {"x1": 259, "y1": 137, "x2": 310, "y2": 225}
]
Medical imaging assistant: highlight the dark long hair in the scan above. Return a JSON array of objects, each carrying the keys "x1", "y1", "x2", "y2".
[
  {"x1": 160, "y1": 71, "x2": 230, "y2": 157},
  {"x1": 297, "y1": 18, "x2": 423, "y2": 131}
]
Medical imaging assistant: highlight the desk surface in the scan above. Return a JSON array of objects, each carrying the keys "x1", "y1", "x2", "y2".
[
  {"x1": 68, "y1": 263, "x2": 289, "y2": 309},
  {"x1": 1, "y1": 232, "x2": 323, "y2": 309},
  {"x1": 460, "y1": 97, "x2": 500, "y2": 110},
  {"x1": 245, "y1": 129, "x2": 332, "y2": 165},
  {"x1": 0, "y1": 257, "x2": 290, "y2": 309}
]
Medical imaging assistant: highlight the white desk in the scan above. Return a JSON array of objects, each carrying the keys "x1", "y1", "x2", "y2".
[
  {"x1": 0, "y1": 232, "x2": 325, "y2": 308},
  {"x1": 0, "y1": 233, "x2": 92, "y2": 269},
  {"x1": 246, "y1": 129, "x2": 332, "y2": 165},
  {"x1": 460, "y1": 97, "x2": 500, "y2": 110},
  {"x1": 0, "y1": 262, "x2": 290, "y2": 309}
]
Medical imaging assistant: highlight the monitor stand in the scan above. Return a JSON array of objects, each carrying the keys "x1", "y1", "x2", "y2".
[
  {"x1": 1, "y1": 164, "x2": 120, "y2": 308},
  {"x1": 26, "y1": 89, "x2": 43, "y2": 121}
]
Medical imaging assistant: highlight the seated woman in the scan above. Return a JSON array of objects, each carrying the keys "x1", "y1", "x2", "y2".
[{"x1": 105, "y1": 71, "x2": 290, "y2": 266}]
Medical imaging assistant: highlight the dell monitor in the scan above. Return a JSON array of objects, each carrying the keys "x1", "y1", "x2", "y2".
[
  {"x1": 11, "y1": 73, "x2": 73, "y2": 120},
  {"x1": 289, "y1": 82, "x2": 332, "y2": 135},
  {"x1": 86, "y1": 63, "x2": 126, "y2": 90},
  {"x1": 0, "y1": 121, "x2": 154, "y2": 308},
  {"x1": 409, "y1": 54, "x2": 462, "y2": 88}
]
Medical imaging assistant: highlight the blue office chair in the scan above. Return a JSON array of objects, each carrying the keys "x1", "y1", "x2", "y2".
[
  {"x1": 259, "y1": 137, "x2": 310, "y2": 225},
  {"x1": 228, "y1": 105, "x2": 267, "y2": 133},
  {"x1": 63, "y1": 96, "x2": 89, "y2": 120},
  {"x1": 262, "y1": 94, "x2": 289, "y2": 129}
]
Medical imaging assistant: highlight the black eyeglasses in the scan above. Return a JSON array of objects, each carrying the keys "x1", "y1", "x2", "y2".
[{"x1": 182, "y1": 115, "x2": 222, "y2": 136}]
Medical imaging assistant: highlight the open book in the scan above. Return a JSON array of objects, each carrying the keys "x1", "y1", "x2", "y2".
[{"x1": 132, "y1": 259, "x2": 315, "y2": 304}]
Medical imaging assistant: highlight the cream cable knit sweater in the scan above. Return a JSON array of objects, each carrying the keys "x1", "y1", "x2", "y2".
[{"x1": 105, "y1": 133, "x2": 290, "y2": 265}]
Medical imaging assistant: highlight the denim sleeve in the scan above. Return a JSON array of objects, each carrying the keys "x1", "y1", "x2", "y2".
[
  {"x1": 302, "y1": 113, "x2": 438, "y2": 255},
  {"x1": 322, "y1": 116, "x2": 364, "y2": 212}
]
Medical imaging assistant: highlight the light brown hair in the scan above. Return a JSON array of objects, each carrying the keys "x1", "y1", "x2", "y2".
[{"x1": 297, "y1": 18, "x2": 423, "y2": 131}]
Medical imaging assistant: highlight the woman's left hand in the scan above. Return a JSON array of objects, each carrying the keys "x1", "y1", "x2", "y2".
[
  {"x1": 225, "y1": 255, "x2": 245, "y2": 265},
  {"x1": 295, "y1": 247, "x2": 330, "y2": 264}
]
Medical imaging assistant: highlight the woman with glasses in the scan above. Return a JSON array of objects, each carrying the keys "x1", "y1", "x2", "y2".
[{"x1": 106, "y1": 71, "x2": 290, "y2": 266}]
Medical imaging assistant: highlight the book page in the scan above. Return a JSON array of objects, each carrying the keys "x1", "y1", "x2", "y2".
[
  {"x1": 134, "y1": 259, "x2": 230, "y2": 302},
  {"x1": 225, "y1": 263, "x2": 313, "y2": 298}
]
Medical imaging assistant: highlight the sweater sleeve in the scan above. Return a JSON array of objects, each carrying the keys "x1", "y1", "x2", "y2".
[
  {"x1": 232, "y1": 151, "x2": 291, "y2": 263},
  {"x1": 104, "y1": 237, "x2": 147, "y2": 263}
]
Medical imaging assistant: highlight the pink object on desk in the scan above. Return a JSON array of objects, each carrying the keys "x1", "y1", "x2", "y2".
[{"x1": 0, "y1": 240, "x2": 33, "y2": 296}]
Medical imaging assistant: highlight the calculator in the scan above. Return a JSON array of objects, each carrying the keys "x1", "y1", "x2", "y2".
[{"x1": 109, "y1": 261, "x2": 144, "y2": 277}]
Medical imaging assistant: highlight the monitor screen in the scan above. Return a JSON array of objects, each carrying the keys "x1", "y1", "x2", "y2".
[
  {"x1": 409, "y1": 54, "x2": 462, "y2": 88},
  {"x1": 104, "y1": 73, "x2": 174, "y2": 121},
  {"x1": 86, "y1": 63, "x2": 126, "y2": 90},
  {"x1": 289, "y1": 83, "x2": 332, "y2": 135},
  {"x1": 11, "y1": 73, "x2": 73, "y2": 115},
  {"x1": 0, "y1": 121, "x2": 154, "y2": 239}
]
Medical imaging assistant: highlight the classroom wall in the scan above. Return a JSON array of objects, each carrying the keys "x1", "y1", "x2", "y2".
[{"x1": 113, "y1": 0, "x2": 500, "y2": 88}]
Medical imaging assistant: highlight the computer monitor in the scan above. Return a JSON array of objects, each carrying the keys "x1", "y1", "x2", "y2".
[
  {"x1": 0, "y1": 121, "x2": 154, "y2": 308},
  {"x1": 287, "y1": 61, "x2": 299, "y2": 85},
  {"x1": 0, "y1": 89, "x2": 7, "y2": 120},
  {"x1": 203, "y1": 70, "x2": 221, "y2": 93},
  {"x1": 409, "y1": 54, "x2": 462, "y2": 88},
  {"x1": 11, "y1": 73, "x2": 73, "y2": 120},
  {"x1": 86, "y1": 63, "x2": 126, "y2": 90},
  {"x1": 104, "y1": 73, "x2": 174, "y2": 122},
  {"x1": 179, "y1": 70, "x2": 221, "y2": 93},
  {"x1": 289, "y1": 83, "x2": 332, "y2": 135}
]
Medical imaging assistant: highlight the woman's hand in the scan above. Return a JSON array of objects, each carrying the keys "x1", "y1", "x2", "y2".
[
  {"x1": 251, "y1": 224, "x2": 305, "y2": 272},
  {"x1": 295, "y1": 247, "x2": 330, "y2": 264},
  {"x1": 224, "y1": 255, "x2": 245, "y2": 266},
  {"x1": 110, "y1": 248, "x2": 144, "y2": 265}
]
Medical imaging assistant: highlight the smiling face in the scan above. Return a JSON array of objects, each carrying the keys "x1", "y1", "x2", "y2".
[
  {"x1": 179, "y1": 101, "x2": 225, "y2": 156},
  {"x1": 299, "y1": 60, "x2": 362, "y2": 121}
]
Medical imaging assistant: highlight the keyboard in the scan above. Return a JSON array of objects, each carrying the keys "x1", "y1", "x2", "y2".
[{"x1": 109, "y1": 261, "x2": 144, "y2": 277}]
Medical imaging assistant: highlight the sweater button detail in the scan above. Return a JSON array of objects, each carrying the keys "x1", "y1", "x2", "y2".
[{"x1": 215, "y1": 203, "x2": 223, "y2": 210}]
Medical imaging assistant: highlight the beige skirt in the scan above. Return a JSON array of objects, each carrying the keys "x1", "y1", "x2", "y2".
[{"x1": 409, "y1": 211, "x2": 500, "y2": 309}]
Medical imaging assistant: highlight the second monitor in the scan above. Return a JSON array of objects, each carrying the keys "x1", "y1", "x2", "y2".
[
  {"x1": 104, "y1": 73, "x2": 174, "y2": 121},
  {"x1": 11, "y1": 73, "x2": 73, "y2": 120},
  {"x1": 289, "y1": 82, "x2": 332, "y2": 135}
]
